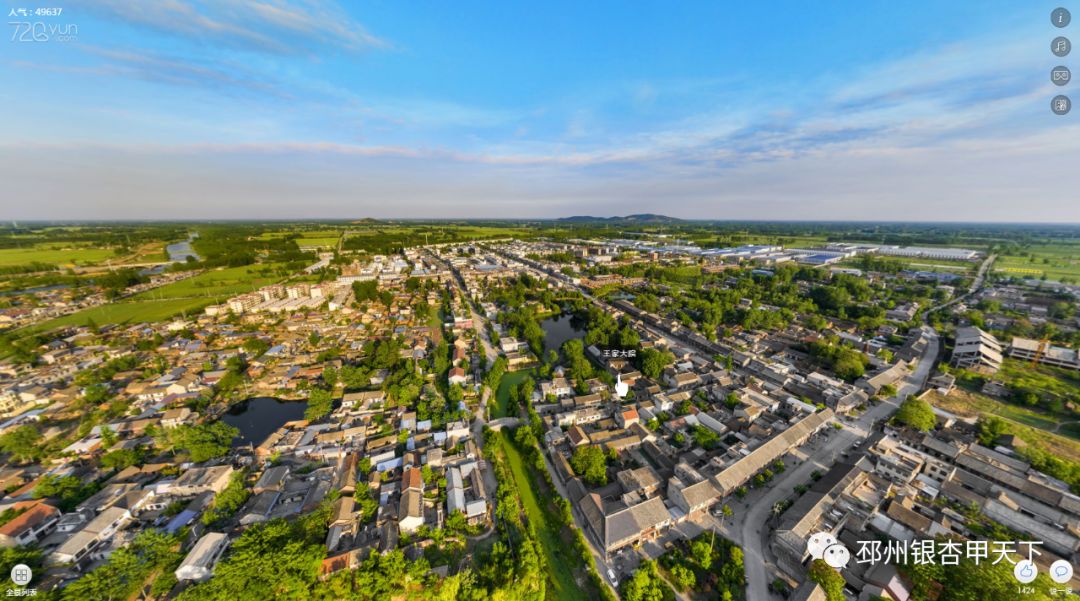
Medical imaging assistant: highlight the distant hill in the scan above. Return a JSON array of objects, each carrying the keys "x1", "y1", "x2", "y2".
[
  {"x1": 556, "y1": 214, "x2": 683, "y2": 224},
  {"x1": 349, "y1": 218, "x2": 381, "y2": 224}
]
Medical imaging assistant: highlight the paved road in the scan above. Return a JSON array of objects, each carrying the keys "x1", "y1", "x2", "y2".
[
  {"x1": 739, "y1": 325, "x2": 939, "y2": 600},
  {"x1": 925, "y1": 253, "x2": 996, "y2": 317}
]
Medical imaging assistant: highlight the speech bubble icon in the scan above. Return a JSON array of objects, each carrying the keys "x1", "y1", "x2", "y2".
[
  {"x1": 823, "y1": 543, "x2": 851, "y2": 569},
  {"x1": 806, "y1": 532, "x2": 838, "y2": 560},
  {"x1": 1049, "y1": 559, "x2": 1073, "y2": 584}
]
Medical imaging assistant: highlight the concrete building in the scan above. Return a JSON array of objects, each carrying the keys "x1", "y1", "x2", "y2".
[
  {"x1": 712, "y1": 409, "x2": 835, "y2": 497},
  {"x1": 0, "y1": 502, "x2": 60, "y2": 548},
  {"x1": 50, "y1": 506, "x2": 129, "y2": 568},
  {"x1": 950, "y1": 327, "x2": 1002, "y2": 373},
  {"x1": 1008, "y1": 337, "x2": 1080, "y2": 371},
  {"x1": 175, "y1": 532, "x2": 230, "y2": 582},
  {"x1": 172, "y1": 466, "x2": 234, "y2": 497},
  {"x1": 580, "y1": 494, "x2": 671, "y2": 558}
]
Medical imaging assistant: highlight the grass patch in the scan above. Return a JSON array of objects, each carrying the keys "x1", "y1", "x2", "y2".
[
  {"x1": 19, "y1": 298, "x2": 217, "y2": 334},
  {"x1": 494, "y1": 432, "x2": 591, "y2": 601},
  {"x1": 493, "y1": 369, "x2": 534, "y2": 418},
  {"x1": 131, "y1": 264, "x2": 288, "y2": 300},
  {"x1": 0, "y1": 246, "x2": 115, "y2": 267},
  {"x1": 997, "y1": 359, "x2": 1080, "y2": 406},
  {"x1": 924, "y1": 389, "x2": 1080, "y2": 463},
  {"x1": 994, "y1": 248, "x2": 1080, "y2": 283},
  {"x1": 295, "y1": 237, "x2": 339, "y2": 248}
]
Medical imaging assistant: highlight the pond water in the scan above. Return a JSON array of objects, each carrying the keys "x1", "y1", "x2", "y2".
[
  {"x1": 0, "y1": 283, "x2": 71, "y2": 297},
  {"x1": 540, "y1": 313, "x2": 587, "y2": 352},
  {"x1": 166, "y1": 239, "x2": 201, "y2": 263},
  {"x1": 221, "y1": 397, "x2": 307, "y2": 447}
]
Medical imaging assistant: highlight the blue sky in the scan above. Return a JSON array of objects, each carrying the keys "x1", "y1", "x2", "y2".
[{"x1": 2, "y1": 0, "x2": 1078, "y2": 220}]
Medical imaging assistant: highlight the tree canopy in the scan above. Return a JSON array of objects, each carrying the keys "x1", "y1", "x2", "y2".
[
  {"x1": 570, "y1": 445, "x2": 608, "y2": 486},
  {"x1": 895, "y1": 397, "x2": 936, "y2": 432}
]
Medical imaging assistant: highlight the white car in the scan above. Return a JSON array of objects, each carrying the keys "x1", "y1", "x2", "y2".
[{"x1": 607, "y1": 569, "x2": 618, "y2": 584}]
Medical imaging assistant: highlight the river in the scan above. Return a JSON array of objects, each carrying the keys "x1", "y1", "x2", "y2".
[{"x1": 166, "y1": 238, "x2": 200, "y2": 262}]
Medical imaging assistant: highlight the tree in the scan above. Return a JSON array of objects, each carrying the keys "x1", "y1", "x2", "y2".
[
  {"x1": 101, "y1": 447, "x2": 145, "y2": 470},
  {"x1": 669, "y1": 563, "x2": 695, "y2": 591},
  {"x1": 32, "y1": 475, "x2": 100, "y2": 511},
  {"x1": 621, "y1": 559, "x2": 674, "y2": 601},
  {"x1": 638, "y1": 348, "x2": 674, "y2": 380},
  {"x1": 691, "y1": 425, "x2": 720, "y2": 449},
  {"x1": 351, "y1": 280, "x2": 378, "y2": 302},
  {"x1": 304, "y1": 388, "x2": 334, "y2": 422},
  {"x1": 895, "y1": 397, "x2": 936, "y2": 432},
  {"x1": 719, "y1": 504, "x2": 733, "y2": 528},
  {"x1": 690, "y1": 539, "x2": 713, "y2": 569},
  {"x1": 63, "y1": 530, "x2": 180, "y2": 601},
  {"x1": 570, "y1": 445, "x2": 608, "y2": 486},
  {"x1": 99, "y1": 425, "x2": 118, "y2": 448},
  {"x1": 0, "y1": 425, "x2": 41, "y2": 462},
  {"x1": 833, "y1": 354, "x2": 865, "y2": 381},
  {"x1": 808, "y1": 559, "x2": 845, "y2": 601},
  {"x1": 977, "y1": 416, "x2": 1008, "y2": 446},
  {"x1": 177, "y1": 518, "x2": 326, "y2": 600},
  {"x1": 202, "y1": 470, "x2": 250, "y2": 526},
  {"x1": 723, "y1": 392, "x2": 740, "y2": 410},
  {"x1": 159, "y1": 422, "x2": 238, "y2": 462}
]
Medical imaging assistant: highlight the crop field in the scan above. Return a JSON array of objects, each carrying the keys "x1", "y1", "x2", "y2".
[
  {"x1": 22, "y1": 297, "x2": 218, "y2": 334},
  {"x1": 994, "y1": 253, "x2": 1080, "y2": 282},
  {"x1": 0, "y1": 246, "x2": 115, "y2": 267},
  {"x1": 341, "y1": 225, "x2": 534, "y2": 254},
  {"x1": 132, "y1": 264, "x2": 289, "y2": 300},
  {"x1": 295, "y1": 237, "x2": 340, "y2": 248}
]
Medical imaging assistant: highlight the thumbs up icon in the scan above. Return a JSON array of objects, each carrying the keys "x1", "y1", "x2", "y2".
[{"x1": 1014, "y1": 560, "x2": 1038, "y2": 584}]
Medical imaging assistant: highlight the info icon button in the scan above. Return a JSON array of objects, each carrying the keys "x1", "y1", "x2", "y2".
[{"x1": 1052, "y1": 7, "x2": 1071, "y2": 28}]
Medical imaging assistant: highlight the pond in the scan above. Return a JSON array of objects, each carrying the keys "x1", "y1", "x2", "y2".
[
  {"x1": 0, "y1": 283, "x2": 71, "y2": 297},
  {"x1": 540, "y1": 312, "x2": 587, "y2": 353},
  {"x1": 166, "y1": 239, "x2": 201, "y2": 263},
  {"x1": 221, "y1": 397, "x2": 307, "y2": 447}
]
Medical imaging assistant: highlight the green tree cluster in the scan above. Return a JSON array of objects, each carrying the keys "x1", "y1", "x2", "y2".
[{"x1": 570, "y1": 445, "x2": 608, "y2": 486}]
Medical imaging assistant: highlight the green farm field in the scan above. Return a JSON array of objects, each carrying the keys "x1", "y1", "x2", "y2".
[
  {"x1": 131, "y1": 264, "x2": 288, "y2": 300},
  {"x1": 21, "y1": 297, "x2": 218, "y2": 334},
  {"x1": 0, "y1": 246, "x2": 115, "y2": 267}
]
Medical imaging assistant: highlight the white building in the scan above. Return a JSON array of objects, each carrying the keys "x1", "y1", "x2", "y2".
[
  {"x1": 175, "y1": 532, "x2": 230, "y2": 582},
  {"x1": 951, "y1": 327, "x2": 1002, "y2": 373}
]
